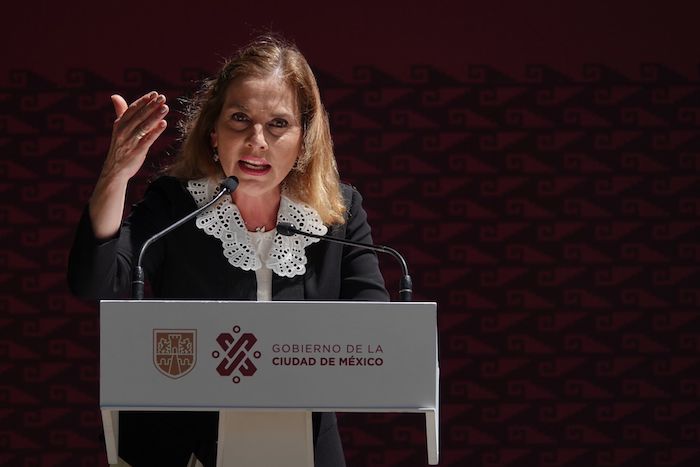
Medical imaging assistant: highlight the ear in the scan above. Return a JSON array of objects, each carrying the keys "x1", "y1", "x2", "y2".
[{"x1": 210, "y1": 129, "x2": 218, "y2": 148}]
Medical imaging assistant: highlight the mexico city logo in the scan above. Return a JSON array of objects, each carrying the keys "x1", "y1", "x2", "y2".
[
  {"x1": 211, "y1": 325, "x2": 261, "y2": 384},
  {"x1": 153, "y1": 329, "x2": 196, "y2": 379}
]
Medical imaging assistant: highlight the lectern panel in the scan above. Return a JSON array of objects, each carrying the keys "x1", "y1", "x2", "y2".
[{"x1": 100, "y1": 300, "x2": 438, "y2": 411}]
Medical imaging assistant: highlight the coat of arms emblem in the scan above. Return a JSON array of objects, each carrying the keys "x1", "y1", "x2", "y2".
[{"x1": 153, "y1": 329, "x2": 196, "y2": 378}]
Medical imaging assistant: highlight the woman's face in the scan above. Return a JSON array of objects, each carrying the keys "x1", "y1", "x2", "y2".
[{"x1": 211, "y1": 75, "x2": 302, "y2": 200}]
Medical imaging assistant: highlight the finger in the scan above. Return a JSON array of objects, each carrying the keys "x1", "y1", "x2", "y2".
[
  {"x1": 117, "y1": 91, "x2": 158, "y2": 126},
  {"x1": 123, "y1": 94, "x2": 167, "y2": 136},
  {"x1": 131, "y1": 103, "x2": 169, "y2": 140},
  {"x1": 111, "y1": 95, "x2": 128, "y2": 118},
  {"x1": 136, "y1": 119, "x2": 168, "y2": 148}
]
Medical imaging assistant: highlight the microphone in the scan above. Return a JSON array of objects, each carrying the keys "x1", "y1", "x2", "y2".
[
  {"x1": 132, "y1": 176, "x2": 239, "y2": 299},
  {"x1": 276, "y1": 221, "x2": 413, "y2": 301}
]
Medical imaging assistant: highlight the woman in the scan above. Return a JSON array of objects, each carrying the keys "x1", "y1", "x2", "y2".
[{"x1": 68, "y1": 36, "x2": 389, "y2": 466}]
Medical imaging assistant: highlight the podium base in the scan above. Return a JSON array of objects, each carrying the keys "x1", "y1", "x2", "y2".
[{"x1": 216, "y1": 410, "x2": 314, "y2": 467}]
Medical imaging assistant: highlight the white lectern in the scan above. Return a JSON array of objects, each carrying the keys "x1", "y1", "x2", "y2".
[{"x1": 100, "y1": 300, "x2": 439, "y2": 466}]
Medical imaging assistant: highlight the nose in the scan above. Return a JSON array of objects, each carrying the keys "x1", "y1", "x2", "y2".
[{"x1": 246, "y1": 123, "x2": 268, "y2": 151}]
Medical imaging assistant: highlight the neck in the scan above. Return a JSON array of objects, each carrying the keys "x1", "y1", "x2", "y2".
[{"x1": 233, "y1": 190, "x2": 281, "y2": 232}]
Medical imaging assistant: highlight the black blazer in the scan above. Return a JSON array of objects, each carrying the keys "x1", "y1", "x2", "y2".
[
  {"x1": 68, "y1": 176, "x2": 389, "y2": 302},
  {"x1": 67, "y1": 177, "x2": 389, "y2": 467}
]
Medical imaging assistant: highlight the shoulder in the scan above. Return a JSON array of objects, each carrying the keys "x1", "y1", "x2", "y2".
[
  {"x1": 339, "y1": 183, "x2": 365, "y2": 220},
  {"x1": 340, "y1": 182, "x2": 360, "y2": 200},
  {"x1": 145, "y1": 176, "x2": 193, "y2": 201},
  {"x1": 330, "y1": 183, "x2": 373, "y2": 237},
  {"x1": 135, "y1": 176, "x2": 196, "y2": 217},
  {"x1": 147, "y1": 175, "x2": 187, "y2": 194}
]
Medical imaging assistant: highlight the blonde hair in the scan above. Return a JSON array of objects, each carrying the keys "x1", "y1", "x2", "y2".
[{"x1": 167, "y1": 35, "x2": 346, "y2": 225}]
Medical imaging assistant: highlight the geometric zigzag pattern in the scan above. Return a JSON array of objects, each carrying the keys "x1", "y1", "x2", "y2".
[{"x1": 1, "y1": 64, "x2": 698, "y2": 466}]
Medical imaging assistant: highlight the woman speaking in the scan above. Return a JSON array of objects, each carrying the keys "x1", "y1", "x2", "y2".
[{"x1": 68, "y1": 35, "x2": 388, "y2": 466}]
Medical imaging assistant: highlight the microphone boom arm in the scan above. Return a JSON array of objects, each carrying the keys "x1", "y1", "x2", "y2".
[
  {"x1": 277, "y1": 222, "x2": 413, "y2": 301},
  {"x1": 132, "y1": 176, "x2": 239, "y2": 300}
]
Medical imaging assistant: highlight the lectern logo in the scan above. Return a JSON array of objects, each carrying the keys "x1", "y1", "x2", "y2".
[
  {"x1": 153, "y1": 330, "x2": 196, "y2": 379},
  {"x1": 212, "y1": 325, "x2": 261, "y2": 384}
]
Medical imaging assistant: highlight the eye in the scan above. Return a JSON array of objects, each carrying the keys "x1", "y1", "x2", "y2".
[
  {"x1": 269, "y1": 118, "x2": 289, "y2": 128},
  {"x1": 231, "y1": 112, "x2": 249, "y2": 122}
]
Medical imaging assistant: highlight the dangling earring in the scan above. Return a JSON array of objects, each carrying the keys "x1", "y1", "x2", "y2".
[{"x1": 212, "y1": 148, "x2": 219, "y2": 162}]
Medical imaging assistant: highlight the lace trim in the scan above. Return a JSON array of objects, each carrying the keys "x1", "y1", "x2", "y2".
[{"x1": 186, "y1": 178, "x2": 328, "y2": 278}]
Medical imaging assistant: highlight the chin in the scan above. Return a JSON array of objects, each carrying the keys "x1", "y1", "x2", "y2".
[{"x1": 234, "y1": 180, "x2": 281, "y2": 199}]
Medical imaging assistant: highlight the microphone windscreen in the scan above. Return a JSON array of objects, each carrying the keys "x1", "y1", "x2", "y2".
[
  {"x1": 276, "y1": 222, "x2": 296, "y2": 236},
  {"x1": 221, "y1": 176, "x2": 239, "y2": 193}
]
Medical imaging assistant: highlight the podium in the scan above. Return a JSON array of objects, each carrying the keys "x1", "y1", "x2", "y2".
[{"x1": 100, "y1": 300, "x2": 439, "y2": 466}]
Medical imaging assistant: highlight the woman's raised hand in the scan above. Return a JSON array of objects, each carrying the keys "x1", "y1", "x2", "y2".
[
  {"x1": 88, "y1": 91, "x2": 169, "y2": 239},
  {"x1": 101, "y1": 91, "x2": 169, "y2": 182}
]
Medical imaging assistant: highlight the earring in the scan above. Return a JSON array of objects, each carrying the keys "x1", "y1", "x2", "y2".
[{"x1": 212, "y1": 148, "x2": 219, "y2": 162}]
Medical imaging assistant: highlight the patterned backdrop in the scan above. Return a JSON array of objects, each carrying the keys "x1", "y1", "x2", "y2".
[{"x1": 1, "y1": 59, "x2": 699, "y2": 466}]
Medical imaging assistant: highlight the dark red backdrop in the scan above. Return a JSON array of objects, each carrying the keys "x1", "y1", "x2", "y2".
[{"x1": 2, "y1": 2, "x2": 699, "y2": 466}]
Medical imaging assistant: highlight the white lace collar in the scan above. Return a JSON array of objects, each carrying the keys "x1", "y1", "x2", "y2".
[{"x1": 186, "y1": 178, "x2": 328, "y2": 278}]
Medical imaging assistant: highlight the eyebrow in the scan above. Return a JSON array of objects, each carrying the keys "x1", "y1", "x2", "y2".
[
  {"x1": 223, "y1": 102, "x2": 297, "y2": 122},
  {"x1": 224, "y1": 102, "x2": 250, "y2": 112}
]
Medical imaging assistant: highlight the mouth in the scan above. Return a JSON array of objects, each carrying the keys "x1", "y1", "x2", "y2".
[{"x1": 238, "y1": 159, "x2": 272, "y2": 176}]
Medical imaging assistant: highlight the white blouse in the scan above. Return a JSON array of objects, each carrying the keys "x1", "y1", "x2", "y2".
[{"x1": 249, "y1": 230, "x2": 275, "y2": 301}]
